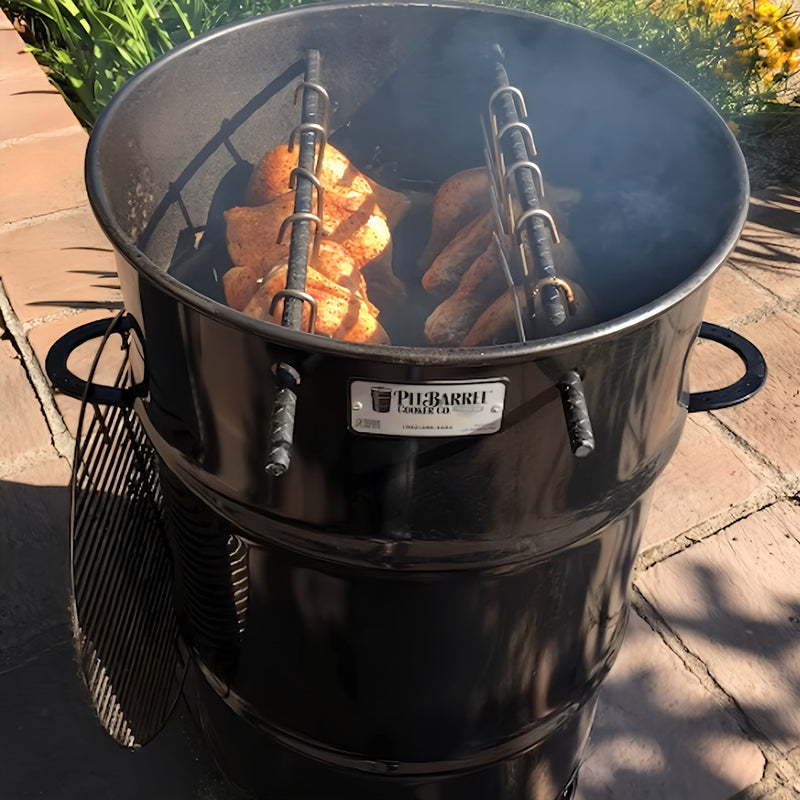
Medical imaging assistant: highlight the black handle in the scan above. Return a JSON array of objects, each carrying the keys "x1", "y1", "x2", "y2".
[
  {"x1": 45, "y1": 315, "x2": 139, "y2": 406},
  {"x1": 688, "y1": 322, "x2": 767, "y2": 413},
  {"x1": 265, "y1": 363, "x2": 301, "y2": 477},
  {"x1": 557, "y1": 369, "x2": 595, "y2": 458}
]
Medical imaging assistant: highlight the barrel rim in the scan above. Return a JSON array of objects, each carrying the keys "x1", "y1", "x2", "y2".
[{"x1": 85, "y1": 0, "x2": 750, "y2": 366}]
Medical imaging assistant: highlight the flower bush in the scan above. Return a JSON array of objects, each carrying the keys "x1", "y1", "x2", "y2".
[
  {"x1": 495, "y1": 0, "x2": 800, "y2": 117},
  {"x1": 647, "y1": 0, "x2": 800, "y2": 112}
]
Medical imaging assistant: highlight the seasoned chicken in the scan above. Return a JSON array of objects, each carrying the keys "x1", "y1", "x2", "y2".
[
  {"x1": 424, "y1": 239, "x2": 504, "y2": 347},
  {"x1": 223, "y1": 240, "x2": 372, "y2": 313},
  {"x1": 422, "y1": 164, "x2": 586, "y2": 347},
  {"x1": 425, "y1": 234, "x2": 584, "y2": 347},
  {"x1": 242, "y1": 263, "x2": 390, "y2": 345},
  {"x1": 226, "y1": 181, "x2": 404, "y2": 309},
  {"x1": 244, "y1": 142, "x2": 411, "y2": 229}
]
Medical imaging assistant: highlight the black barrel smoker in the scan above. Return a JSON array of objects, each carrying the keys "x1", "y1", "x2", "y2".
[{"x1": 46, "y1": 3, "x2": 767, "y2": 799}]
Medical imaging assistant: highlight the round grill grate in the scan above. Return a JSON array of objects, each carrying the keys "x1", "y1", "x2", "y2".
[{"x1": 69, "y1": 315, "x2": 185, "y2": 747}]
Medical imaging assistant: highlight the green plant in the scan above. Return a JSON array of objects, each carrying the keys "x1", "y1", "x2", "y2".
[
  {"x1": 7, "y1": 0, "x2": 299, "y2": 127},
  {"x1": 7, "y1": 0, "x2": 800, "y2": 125}
]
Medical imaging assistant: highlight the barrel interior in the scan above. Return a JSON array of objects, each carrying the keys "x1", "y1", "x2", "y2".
[{"x1": 90, "y1": 3, "x2": 745, "y2": 345}]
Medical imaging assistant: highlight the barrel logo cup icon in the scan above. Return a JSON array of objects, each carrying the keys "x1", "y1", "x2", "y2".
[{"x1": 371, "y1": 387, "x2": 393, "y2": 413}]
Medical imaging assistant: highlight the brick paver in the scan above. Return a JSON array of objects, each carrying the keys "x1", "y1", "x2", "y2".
[
  {"x1": 0, "y1": 455, "x2": 72, "y2": 670},
  {"x1": 704, "y1": 263, "x2": 776, "y2": 326},
  {"x1": 0, "y1": 71, "x2": 79, "y2": 142},
  {"x1": 0, "y1": 205, "x2": 119, "y2": 325},
  {"x1": 729, "y1": 189, "x2": 800, "y2": 302},
  {"x1": 0, "y1": 644, "x2": 234, "y2": 800},
  {"x1": 0, "y1": 336, "x2": 53, "y2": 465},
  {"x1": 0, "y1": 128, "x2": 89, "y2": 225},
  {"x1": 693, "y1": 313, "x2": 800, "y2": 480},
  {"x1": 0, "y1": 25, "x2": 42, "y2": 78},
  {"x1": 26, "y1": 307, "x2": 121, "y2": 436}
]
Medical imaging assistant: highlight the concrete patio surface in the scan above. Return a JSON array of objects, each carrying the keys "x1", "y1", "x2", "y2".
[{"x1": 3, "y1": 9, "x2": 800, "y2": 799}]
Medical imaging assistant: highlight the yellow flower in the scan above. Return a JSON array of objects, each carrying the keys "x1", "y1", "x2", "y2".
[{"x1": 754, "y1": 0, "x2": 784, "y2": 23}]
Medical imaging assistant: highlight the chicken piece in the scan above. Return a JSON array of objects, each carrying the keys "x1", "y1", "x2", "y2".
[
  {"x1": 419, "y1": 166, "x2": 583, "y2": 272},
  {"x1": 421, "y1": 211, "x2": 495, "y2": 300},
  {"x1": 223, "y1": 264, "x2": 262, "y2": 312},
  {"x1": 225, "y1": 190, "x2": 404, "y2": 307},
  {"x1": 223, "y1": 241, "x2": 371, "y2": 313},
  {"x1": 225, "y1": 193, "x2": 297, "y2": 273},
  {"x1": 418, "y1": 167, "x2": 493, "y2": 271},
  {"x1": 242, "y1": 263, "x2": 390, "y2": 345},
  {"x1": 319, "y1": 192, "x2": 405, "y2": 308},
  {"x1": 424, "y1": 240, "x2": 504, "y2": 346},
  {"x1": 425, "y1": 234, "x2": 584, "y2": 347},
  {"x1": 462, "y1": 274, "x2": 594, "y2": 347},
  {"x1": 244, "y1": 143, "x2": 410, "y2": 229},
  {"x1": 461, "y1": 286, "x2": 525, "y2": 348}
]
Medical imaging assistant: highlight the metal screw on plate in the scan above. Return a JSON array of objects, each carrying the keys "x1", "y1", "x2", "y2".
[
  {"x1": 491, "y1": 404, "x2": 502, "y2": 413},
  {"x1": 352, "y1": 401, "x2": 363, "y2": 411}
]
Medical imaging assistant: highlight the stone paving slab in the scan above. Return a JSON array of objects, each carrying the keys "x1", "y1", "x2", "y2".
[
  {"x1": 4, "y1": 8, "x2": 800, "y2": 799},
  {"x1": 704, "y1": 263, "x2": 777, "y2": 326},
  {"x1": 0, "y1": 24, "x2": 42, "y2": 79},
  {"x1": 0, "y1": 69, "x2": 79, "y2": 143},
  {"x1": 734, "y1": 781, "x2": 800, "y2": 800},
  {"x1": 643, "y1": 413, "x2": 773, "y2": 551},
  {"x1": 637, "y1": 501, "x2": 800, "y2": 755},
  {"x1": 0, "y1": 446, "x2": 244, "y2": 799},
  {"x1": 0, "y1": 641, "x2": 238, "y2": 800},
  {"x1": 0, "y1": 335, "x2": 53, "y2": 467},
  {"x1": 577, "y1": 613, "x2": 765, "y2": 799},
  {"x1": 0, "y1": 205, "x2": 120, "y2": 325}
]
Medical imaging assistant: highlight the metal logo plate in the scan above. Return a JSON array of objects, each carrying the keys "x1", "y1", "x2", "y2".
[{"x1": 349, "y1": 379, "x2": 507, "y2": 437}]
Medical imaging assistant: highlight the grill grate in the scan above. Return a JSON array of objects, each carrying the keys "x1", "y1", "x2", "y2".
[{"x1": 70, "y1": 318, "x2": 185, "y2": 747}]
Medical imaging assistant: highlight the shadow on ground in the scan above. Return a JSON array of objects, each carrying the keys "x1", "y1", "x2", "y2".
[{"x1": 0, "y1": 476, "x2": 242, "y2": 800}]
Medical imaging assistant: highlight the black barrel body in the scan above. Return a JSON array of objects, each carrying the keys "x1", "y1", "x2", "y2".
[{"x1": 83, "y1": 3, "x2": 749, "y2": 797}]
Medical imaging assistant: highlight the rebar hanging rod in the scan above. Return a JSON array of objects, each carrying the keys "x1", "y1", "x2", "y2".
[
  {"x1": 281, "y1": 48, "x2": 321, "y2": 330},
  {"x1": 266, "y1": 49, "x2": 324, "y2": 477},
  {"x1": 492, "y1": 55, "x2": 568, "y2": 330}
]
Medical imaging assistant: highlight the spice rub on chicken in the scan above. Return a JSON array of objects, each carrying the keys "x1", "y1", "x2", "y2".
[
  {"x1": 420, "y1": 166, "x2": 592, "y2": 347},
  {"x1": 223, "y1": 142, "x2": 410, "y2": 343},
  {"x1": 224, "y1": 242, "x2": 388, "y2": 345}
]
